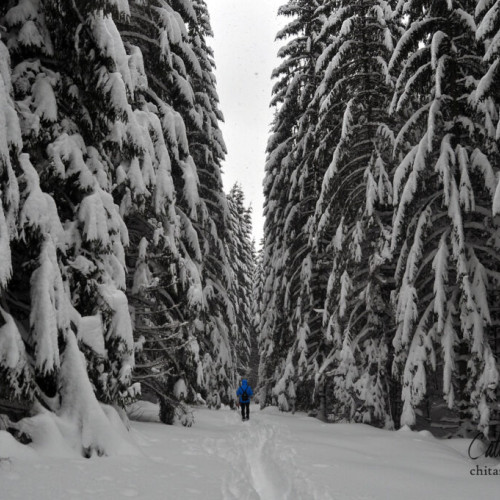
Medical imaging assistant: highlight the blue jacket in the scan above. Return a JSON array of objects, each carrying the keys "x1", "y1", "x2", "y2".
[{"x1": 236, "y1": 379, "x2": 253, "y2": 403}]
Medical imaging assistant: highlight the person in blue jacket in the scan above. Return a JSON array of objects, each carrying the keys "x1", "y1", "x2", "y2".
[{"x1": 236, "y1": 379, "x2": 253, "y2": 421}]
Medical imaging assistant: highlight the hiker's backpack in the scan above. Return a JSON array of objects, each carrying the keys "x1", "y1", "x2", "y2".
[{"x1": 241, "y1": 387, "x2": 249, "y2": 402}]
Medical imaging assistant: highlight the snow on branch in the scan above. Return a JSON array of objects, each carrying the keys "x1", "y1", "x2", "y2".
[
  {"x1": 389, "y1": 18, "x2": 436, "y2": 72},
  {"x1": 0, "y1": 306, "x2": 30, "y2": 386},
  {"x1": 91, "y1": 12, "x2": 134, "y2": 93},
  {"x1": 19, "y1": 154, "x2": 64, "y2": 245},
  {"x1": 99, "y1": 283, "x2": 134, "y2": 385},
  {"x1": 392, "y1": 134, "x2": 429, "y2": 248},
  {"x1": 432, "y1": 234, "x2": 449, "y2": 333},
  {"x1": 47, "y1": 133, "x2": 94, "y2": 189},
  {"x1": 30, "y1": 237, "x2": 68, "y2": 375},
  {"x1": 476, "y1": 0, "x2": 500, "y2": 41}
]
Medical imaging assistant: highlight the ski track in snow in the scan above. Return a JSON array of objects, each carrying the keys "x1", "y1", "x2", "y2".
[{"x1": 216, "y1": 411, "x2": 329, "y2": 500}]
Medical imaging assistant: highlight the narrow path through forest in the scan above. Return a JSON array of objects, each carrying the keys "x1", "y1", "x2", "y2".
[{"x1": 217, "y1": 411, "x2": 325, "y2": 500}]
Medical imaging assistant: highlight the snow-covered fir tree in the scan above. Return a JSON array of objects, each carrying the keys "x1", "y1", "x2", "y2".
[
  {"x1": 0, "y1": 0, "x2": 241, "y2": 450},
  {"x1": 389, "y1": 0, "x2": 500, "y2": 434},
  {"x1": 116, "y1": 0, "x2": 237, "y2": 410},
  {"x1": 261, "y1": 0, "x2": 397, "y2": 423},
  {"x1": 0, "y1": 0, "x2": 140, "y2": 455},
  {"x1": 309, "y1": 0, "x2": 396, "y2": 427},
  {"x1": 261, "y1": 0, "x2": 500, "y2": 435},
  {"x1": 260, "y1": 0, "x2": 327, "y2": 412},
  {"x1": 181, "y1": 0, "x2": 239, "y2": 405},
  {"x1": 250, "y1": 245, "x2": 263, "y2": 389},
  {"x1": 226, "y1": 184, "x2": 255, "y2": 377}
]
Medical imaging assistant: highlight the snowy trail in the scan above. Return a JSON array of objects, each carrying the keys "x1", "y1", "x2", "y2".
[
  {"x1": 218, "y1": 411, "x2": 326, "y2": 500},
  {"x1": 1, "y1": 405, "x2": 499, "y2": 500}
]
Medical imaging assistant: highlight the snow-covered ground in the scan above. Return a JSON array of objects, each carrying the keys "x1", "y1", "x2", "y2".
[{"x1": 1, "y1": 404, "x2": 499, "y2": 500}]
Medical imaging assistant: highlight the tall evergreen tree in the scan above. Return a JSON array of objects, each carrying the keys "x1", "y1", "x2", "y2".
[
  {"x1": 117, "y1": 0, "x2": 238, "y2": 405},
  {"x1": 0, "y1": 0, "x2": 240, "y2": 448},
  {"x1": 261, "y1": 0, "x2": 500, "y2": 436},
  {"x1": 226, "y1": 184, "x2": 255, "y2": 377},
  {"x1": 389, "y1": 0, "x2": 500, "y2": 434},
  {"x1": 251, "y1": 245, "x2": 264, "y2": 390},
  {"x1": 1, "y1": 0, "x2": 139, "y2": 454},
  {"x1": 260, "y1": 0, "x2": 326, "y2": 411},
  {"x1": 309, "y1": 0, "x2": 396, "y2": 427}
]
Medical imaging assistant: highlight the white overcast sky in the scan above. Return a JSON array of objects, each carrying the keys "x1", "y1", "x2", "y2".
[{"x1": 204, "y1": 0, "x2": 285, "y2": 244}]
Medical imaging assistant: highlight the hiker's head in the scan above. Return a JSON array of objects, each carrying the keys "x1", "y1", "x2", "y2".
[{"x1": 241, "y1": 379, "x2": 248, "y2": 387}]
